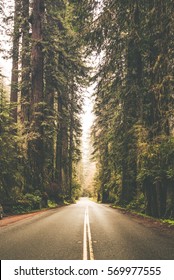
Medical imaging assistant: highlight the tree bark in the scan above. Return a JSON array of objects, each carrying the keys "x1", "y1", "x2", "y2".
[
  {"x1": 10, "y1": 0, "x2": 21, "y2": 123},
  {"x1": 21, "y1": 0, "x2": 30, "y2": 124},
  {"x1": 55, "y1": 93, "x2": 63, "y2": 197},
  {"x1": 28, "y1": 0, "x2": 45, "y2": 191}
]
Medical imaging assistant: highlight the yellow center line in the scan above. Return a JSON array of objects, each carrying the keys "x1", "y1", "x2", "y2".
[
  {"x1": 86, "y1": 206, "x2": 94, "y2": 260},
  {"x1": 83, "y1": 208, "x2": 88, "y2": 260},
  {"x1": 83, "y1": 206, "x2": 94, "y2": 260}
]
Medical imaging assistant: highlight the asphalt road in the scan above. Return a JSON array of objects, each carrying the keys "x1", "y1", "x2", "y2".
[{"x1": 0, "y1": 198, "x2": 174, "y2": 260}]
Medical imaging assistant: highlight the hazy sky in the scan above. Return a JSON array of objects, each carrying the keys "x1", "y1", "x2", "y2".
[
  {"x1": 81, "y1": 83, "x2": 96, "y2": 190},
  {"x1": 0, "y1": 1, "x2": 12, "y2": 86}
]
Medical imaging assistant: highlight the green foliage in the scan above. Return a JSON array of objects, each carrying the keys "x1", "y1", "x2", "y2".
[
  {"x1": 137, "y1": 135, "x2": 174, "y2": 186},
  {"x1": 2, "y1": 187, "x2": 43, "y2": 214},
  {"x1": 1, "y1": 0, "x2": 174, "y2": 220},
  {"x1": 88, "y1": 0, "x2": 174, "y2": 218},
  {"x1": 0, "y1": 85, "x2": 24, "y2": 201},
  {"x1": 162, "y1": 219, "x2": 174, "y2": 226},
  {"x1": 71, "y1": 178, "x2": 82, "y2": 201},
  {"x1": 48, "y1": 200, "x2": 58, "y2": 208},
  {"x1": 0, "y1": 0, "x2": 87, "y2": 212},
  {"x1": 12, "y1": 193, "x2": 42, "y2": 214},
  {"x1": 43, "y1": 0, "x2": 87, "y2": 199},
  {"x1": 126, "y1": 194, "x2": 146, "y2": 213}
]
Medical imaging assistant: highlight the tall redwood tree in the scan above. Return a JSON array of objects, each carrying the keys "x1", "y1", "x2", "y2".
[{"x1": 29, "y1": 0, "x2": 45, "y2": 190}]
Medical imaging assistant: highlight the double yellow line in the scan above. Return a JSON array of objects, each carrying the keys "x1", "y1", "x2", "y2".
[{"x1": 83, "y1": 206, "x2": 94, "y2": 260}]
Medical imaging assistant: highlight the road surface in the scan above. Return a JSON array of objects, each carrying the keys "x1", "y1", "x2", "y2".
[{"x1": 0, "y1": 198, "x2": 174, "y2": 260}]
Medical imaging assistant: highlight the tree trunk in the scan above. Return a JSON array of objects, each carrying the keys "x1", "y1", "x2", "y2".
[
  {"x1": 156, "y1": 181, "x2": 167, "y2": 218},
  {"x1": 69, "y1": 95, "x2": 73, "y2": 199},
  {"x1": 21, "y1": 0, "x2": 30, "y2": 124},
  {"x1": 55, "y1": 92, "x2": 69, "y2": 199},
  {"x1": 10, "y1": 0, "x2": 21, "y2": 123},
  {"x1": 143, "y1": 0, "x2": 172, "y2": 217},
  {"x1": 120, "y1": 1, "x2": 142, "y2": 204},
  {"x1": 62, "y1": 117, "x2": 69, "y2": 196},
  {"x1": 55, "y1": 93, "x2": 63, "y2": 197},
  {"x1": 101, "y1": 144, "x2": 110, "y2": 203},
  {"x1": 44, "y1": 87, "x2": 55, "y2": 185},
  {"x1": 144, "y1": 179, "x2": 159, "y2": 218},
  {"x1": 28, "y1": 0, "x2": 45, "y2": 191}
]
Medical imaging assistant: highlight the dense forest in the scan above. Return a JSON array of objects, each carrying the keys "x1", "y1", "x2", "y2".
[
  {"x1": 0, "y1": 0, "x2": 174, "y2": 219},
  {"x1": 0, "y1": 0, "x2": 88, "y2": 212},
  {"x1": 89, "y1": 0, "x2": 174, "y2": 219}
]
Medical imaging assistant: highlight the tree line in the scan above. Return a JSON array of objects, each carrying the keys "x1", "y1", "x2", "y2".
[
  {"x1": 1, "y1": 0, "x2": 174, "y2": 219},
  {"x1": 87, "y1": 0, "x2": 174, "y2": 218},
  {"x1": 0, "y1": 0, "x2": 87, "y2": 212}
]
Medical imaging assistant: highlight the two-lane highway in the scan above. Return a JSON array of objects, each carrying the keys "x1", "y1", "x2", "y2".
[{"x1": 0, "y1": 198, "x2": 174, "y2": 259}]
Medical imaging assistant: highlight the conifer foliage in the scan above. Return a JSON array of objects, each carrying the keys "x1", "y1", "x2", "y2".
[
  {"x1": 1, "y1": 0, "x2": 174, "y2": 219},
  {"x1": 0, "y1": 0, "x2": 86, "y2": 211},
  {"x1": 88, "y1": 0, "x2": 174, "y2": 218}
]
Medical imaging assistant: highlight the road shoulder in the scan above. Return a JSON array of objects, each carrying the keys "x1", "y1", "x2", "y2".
[
  {"x1": 0, "y1": 207, "x2": 62, "y2": 228},
  {"x1": 110, "y1": 205, "x2": 174, "y2": 237}
]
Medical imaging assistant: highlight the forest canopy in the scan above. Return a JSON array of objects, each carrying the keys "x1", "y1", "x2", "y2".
[
  {"x1": 0, "y1": 0, "x2": 87, "y2": 212},
  {"x1": 0, "y1": 0, "x2": 174, "y2": 219}
]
